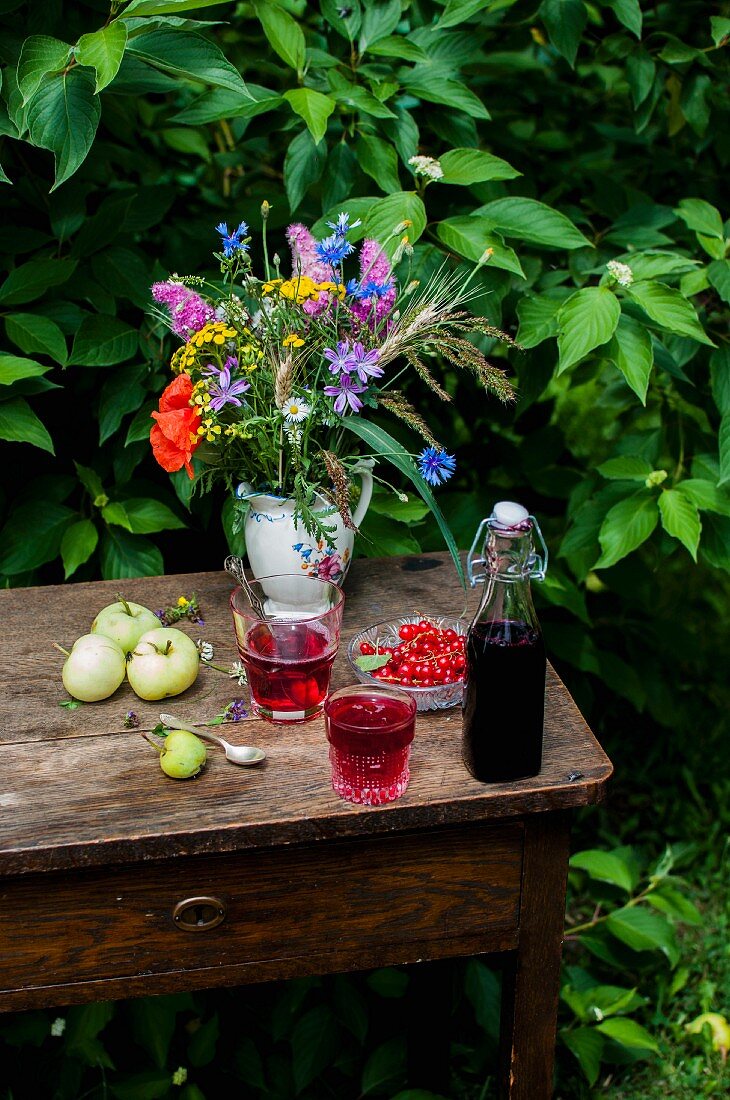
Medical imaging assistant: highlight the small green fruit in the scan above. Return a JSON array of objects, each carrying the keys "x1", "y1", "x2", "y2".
[{"x1": 145, "y1": 729, "x2": 207, "y2": 779}]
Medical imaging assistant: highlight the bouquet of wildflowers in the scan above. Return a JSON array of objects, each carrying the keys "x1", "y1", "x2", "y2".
[{"x1": 149, "y1": 206, "x2": 515, "y2": 557}]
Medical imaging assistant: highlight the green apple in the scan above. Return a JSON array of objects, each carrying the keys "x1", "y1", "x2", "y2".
[
  {"x1": 144, "y1": 729, "x2": 207, "y2": 779},
  {"x1": 62, "y1": 633, "x2": 127, "y2": 702},
  {"x1": 127, "y1": 627, "x2": 200, "y2": 700},
  {"x1": 91, "y1": 595, "x2": 160, "y2": 652}
]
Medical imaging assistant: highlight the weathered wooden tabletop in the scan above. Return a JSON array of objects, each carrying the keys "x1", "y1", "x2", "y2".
[{"x1": 0, "y1": 554, "x2": 612, "y2": 877}]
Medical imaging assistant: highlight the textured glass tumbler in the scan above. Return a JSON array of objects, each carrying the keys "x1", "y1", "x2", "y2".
[{"x1": 324, "y1": 686, "x2": 417, "y2": 805}]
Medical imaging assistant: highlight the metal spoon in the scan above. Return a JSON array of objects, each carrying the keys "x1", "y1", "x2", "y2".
[
  {"x1": 160, "y1": 712, "x2": 266, "y2": 766},
  {"x1": 224, "y1": 555, "x2": 269, "y2": 620}
]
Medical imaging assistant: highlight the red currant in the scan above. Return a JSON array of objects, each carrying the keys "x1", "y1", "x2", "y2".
[
  {"x1": 399, "y1": 624, "x2": 414, "y2": 641},
  {"x1": 360, "y1": 641, "x2": 376, "y2": 655}
]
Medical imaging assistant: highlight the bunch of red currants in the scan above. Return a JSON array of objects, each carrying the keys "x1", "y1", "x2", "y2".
[{"x1": 360, "y1": 619, "x2": 466, "y2": 688}]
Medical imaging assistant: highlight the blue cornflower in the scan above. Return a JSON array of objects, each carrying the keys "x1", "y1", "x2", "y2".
[
  {"x1": 326, "y1": 212, "x2": 362, "y2": 236},
  {"x1": 345, "y1": 278, "x2": 360, "y2": 297},
  {"x1": 315, "y1": 232, "x2": 354, "y2": 266},
  {"x1": 417, "y1": 447, "x2": 456, "y2": 486},
  {"x1": 215, "y1": 220, "x2": 249, "y2": 258}
]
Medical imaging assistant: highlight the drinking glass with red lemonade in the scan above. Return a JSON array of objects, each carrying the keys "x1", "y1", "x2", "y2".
[
  {"x1": 325, "y1": 686, "x2": 417, "y2": 805},
  {"x1": 230, "y1": 575, "x2": 344, "y2": 723}
]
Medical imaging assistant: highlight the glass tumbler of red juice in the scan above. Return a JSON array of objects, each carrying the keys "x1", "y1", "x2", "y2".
[
  {"x1": 230, "y1": 574, "x2": 345, "y2": 723},
  {"x1": 324, "y1": 686, "x2": 417, "y2": 805}
]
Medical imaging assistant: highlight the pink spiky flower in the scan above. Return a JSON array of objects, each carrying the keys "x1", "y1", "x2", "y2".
[
  {"x1": 152, "y1": 281, "x2": 214, "y2": 339},
  {"x1": 349, "y1": 239, "x2": 396, "y2": 325}
]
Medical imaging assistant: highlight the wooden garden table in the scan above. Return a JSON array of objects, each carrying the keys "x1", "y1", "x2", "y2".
[{"x1": 0, "y1": 554, "x2": 612, "y2": 1098}]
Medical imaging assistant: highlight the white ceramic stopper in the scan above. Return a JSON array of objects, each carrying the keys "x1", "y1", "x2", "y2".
[{"x1": 492, "y1": 500, "x2": 530, "y2": 528}]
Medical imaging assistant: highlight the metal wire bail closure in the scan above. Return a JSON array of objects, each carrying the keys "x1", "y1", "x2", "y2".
[{"x1": 466, "y1": 509, "x2": 549, "y2": 587}]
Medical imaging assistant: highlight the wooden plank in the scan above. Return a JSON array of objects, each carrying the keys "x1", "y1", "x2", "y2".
[
  {"x1": 0, "y1": 823, "x2": 522, "y2": 1011},
  {"x1": 0, "y1": 556, "x2": 612, "y2": 874}
]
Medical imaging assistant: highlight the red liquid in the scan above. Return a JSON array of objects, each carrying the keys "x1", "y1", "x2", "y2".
[
  {"x1": 242, "y1": 621, "x2": 335, "y2": 721},
  {"x1": 462, "y1": 619, "x2": 545, "y2": 782},
  {"x1": 325, "y1": 692, "x2": 416, "y2": 804}
]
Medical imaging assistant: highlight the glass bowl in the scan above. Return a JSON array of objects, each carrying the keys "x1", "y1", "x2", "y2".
[{"x1": 347, "y1": 614, "x2": 467, "y2": 712}]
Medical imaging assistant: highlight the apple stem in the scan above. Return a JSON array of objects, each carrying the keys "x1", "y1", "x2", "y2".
[
  {"x1": 164, "y1": 640, "x2": 173, "y2": 655},
  {"x1": 53, "y1": 642, "x2": 71, "y2": 657},
  {"x1": 116, "y1": 592, "x2": 134, "y2": 617},
  {"x1": 142, "y1": 732, "x2": 163, "y2": 755}
]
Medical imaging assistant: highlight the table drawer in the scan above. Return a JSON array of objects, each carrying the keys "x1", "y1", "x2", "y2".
[{"x1": 1, "y1": 822, "x2": 523, "y2": 1010}]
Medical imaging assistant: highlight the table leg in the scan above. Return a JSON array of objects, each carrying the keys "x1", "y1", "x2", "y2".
[{"x1": 498, "y1": 812, "x2": 571, "y2": 1100}]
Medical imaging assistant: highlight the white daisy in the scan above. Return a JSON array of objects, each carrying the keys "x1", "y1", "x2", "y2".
[{"x1": 282, "y1": 397, "x2": 310, "y2": 423}]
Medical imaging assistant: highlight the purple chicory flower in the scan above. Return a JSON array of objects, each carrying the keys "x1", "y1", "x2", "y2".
[
  {"x1": 324, "y1": 374, "x2": 367, "y2": 415},
  {"x1": 152, "y1": 281, "x2": 214, "y2": 339},
  {"x1": 227, "y1": 699, "x2": 249, "y2": 721},
  {"x1": 323, "y1": 341, "x2": 354, "y2": 375},
  {"x1": 207, "y1": 368, "x2": 251, "y2": 412},
  {"x1": 350, "y1": 342, "x2": 384, "y2": 383}
]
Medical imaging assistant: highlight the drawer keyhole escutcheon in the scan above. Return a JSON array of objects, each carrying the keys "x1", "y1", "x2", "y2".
[{"x1": 173, "y1": 896, "x2": 226, "y2": 932}]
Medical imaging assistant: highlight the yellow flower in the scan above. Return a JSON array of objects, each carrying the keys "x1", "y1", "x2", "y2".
[
  {"x1": 171, "y1": 343, "x2": 197, "y2": 374},
  {"x1": 262, "y1": 279, "x2": 283, "y2": 294},
  {"x1": 283, "y1": 333, "x2": 305, "y2": 348},
  {"x1": 316, "y1": 281, "x2": 347, "y2": 300},
  {"x1": 177, "y1": 597, "x2": 189, "y2": 608},
  {"x1": 190, "y1": 322, "x2": 237, "y2": 348}
]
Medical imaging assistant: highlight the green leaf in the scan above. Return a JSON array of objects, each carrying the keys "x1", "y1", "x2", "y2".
[
  {"x1": 607, "y1": 314, "x2": 654, "y2": 404},
  {"x1": 75, "y1": 23, "x2": 128, "y2": 93},
  {"x1": 0, "y1": 258, "x2": 76, "y2": 305},
  {"x1": 98, "y1": 369, "x2": 147, "y2": 445},
  {"x1": 437, "y1": 0, "x2": 494, "y2": 29},
  {"x1": 658, "y1": 489, "x2": 701, "y2": 559},
  {"x1": 475, "y1": 197, "x2": 591, "y2": 249},
  {"x1": 60, "y1": 519, "x2": 98, "y2": 579},
  {"x1": 707, "y1": 259, "x2": 730, "y2": 305},
  {"x1": 127, "y1": 30, "x2": 249, "y2": 96},
  {"x1": 674, "y1": 198, "x2": 724, "y2": 239},
  {"x1": 125, "y1": 400, "x2": 156, "y2": 446},
  {"x1": 342, "y1": 418, "x2": 465, "y2": 588},
  {"x1": 75, "y1": 461, "x2": 107, "y2": 505},
  {"x1": 720, "y1": 412, "x2": 730, "y2": 486},
  {"x1": 283, "y1": 88, "x2": 335, "y2": 144},
  {"x1": 187, "y1": 1013, "x2": 219, "y2": 1067},
  {"x1": 603, "y1": 0, "x2": 642, "y2": 38},
  {"x1": 109, "y1": 1070, "x2": 171, "y2": 1100},
  {"x1": 356, "y1": 133, "x2": 401, "y2": 194},
  {"x1": 626, "y1": 281, "x2": 714, "y2": 345},
  {"x1": 595, "y1": 492, "x2": 658, "y2": 569},
  {"x1": 570, "y1": 849, "x2": 634, "y2": 893},
  {"x1": 327, "y1": 71, "x2": 396, "y2": 118},
  {"x1": 283, "y1": 128, "x2": 326, "y2": 213},
  {"x1": 355, "y1": 652, "x2": 392, "y2": 671},
  {"x1": 0, "y1": 500, "x2": 74, "y2": 574},
  {"x1": 358, "y1": 0, "x2": 401, "y2": 52},
  {"x1": 710, "y1": 15, "x2": 730, "y2": 46},
  {"x1": 557, "y1": 287, "x2": 621, "y2": 373},
  {"x1": 253, "y1": 1, "x2": 306, "y2": 73},
  {"x1": 437, "y1": 217, "x2": 525, "y2": 277},
  {"x1": 0, "y1": 354, "x2": 50, "y2": 384},
  {"x1": 361, "y1": 1036, "x2": 406, "y2": 1096},
  {"x1": 17, "y1": 35, "x2": 72, "y2": 103},
  {"x1": 362, "y1": 192, "x2": 427, "y2": 259},
  {"x1": 69, "y1": 316, "x2": 137, "y2": 367},
  {"x1": 0, "y1": 396, "x2": 54, "y2": 453},
  {"x1": 540, "y1": 0, "x2": 587, "y2": 67},
  {"x1": 122, "y1": 0, "x2": 228, "y2": 14},
  {"x1": 401, "y1": 75, "x2": 490, "y2": 119},
  {"x1": 676, "y1": 479, "x2": 730, "y2": 517},
  {"x1": 561, "y1": 1027, "x2": 604, "y2": 1086},
  {"x1": 27, "y1": 67, "x2": 101, "y2": 191},
  {"x1": 646, "y1": 884, "x2": 702, "y2": 925},
  {"x1": 439, "y1": 147, "x2": 521, "y2": 185},
  {"x1": 515, "y1": 295, "x2": 563, "y2": 348},
  {"x1": 5, "y1": 312, "x2": 67, "y2": 364},
  {"x1": 102, "y1": 502, "x2": 132, "y2": 531},
  {"x1": 367, "y1": 36, "x2": 428, "y2": 62},
  {"x1": 121, "y1": 498, "x2": 186, "y2": 534},
  {"x1": 99, "y1": 527, "x2": 163, "y2": 579},
  {"x1": 598, "y1": 456, "x2": 653, "y2": 481},
  {"x1": 291, "y1": 1006, "x2": 339, "y2": 1094},
  {"x1": 605, "y1": 905, "x2": 679, "y2": 964},
  {"x1": 92, "y1": 247, "x2": 155, "y2": 309},
  {"x1": 710, "y1": 346, "x2": 730, "y2": 415},
  {"x1": 595, "y1": 1017, "x2": 659, "y2": 1053}
]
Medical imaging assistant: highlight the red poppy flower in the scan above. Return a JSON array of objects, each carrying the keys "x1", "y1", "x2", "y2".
[{"x1": 150, "y1": 374, "x2": 202, "y2": 478}]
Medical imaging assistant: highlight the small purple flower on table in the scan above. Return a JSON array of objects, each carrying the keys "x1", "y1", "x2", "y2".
[
  {"x1": 324, "y1": 373, "x2": 367, "y2": 414},
  {"x1": 208, "y1": 368, "x2": 251, "y2": 412},
  {"x1": 228, "y1": 699, "x2": 249, "y2": 721},
  {"x1": 418, "y1": 447, "x2": 456, "y2": 486}
]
